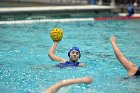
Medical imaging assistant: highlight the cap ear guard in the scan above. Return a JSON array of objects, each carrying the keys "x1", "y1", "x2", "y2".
[{"x1": 68, "y1": 47, "x2": 81, "y2": 58}]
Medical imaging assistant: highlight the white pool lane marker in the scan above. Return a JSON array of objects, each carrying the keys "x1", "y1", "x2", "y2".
[{"x1": 0, "y1": 18, "x2": 95, "y2": 24}]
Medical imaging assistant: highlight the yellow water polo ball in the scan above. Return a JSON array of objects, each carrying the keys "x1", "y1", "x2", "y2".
[{"x1": 50, "y1": 28, "x2": 63, "y2": 42}]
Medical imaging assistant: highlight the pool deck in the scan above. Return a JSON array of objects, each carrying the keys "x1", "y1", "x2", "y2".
[
  {"x1": 0, "y1": 5, "x2": 116, "y2": 14},
  {"x1": 119, "y1": 13, "x2": 140, "y2": 16},
  {"x1": 0, "y1": 2, "x2": 140, "y2": 25}
]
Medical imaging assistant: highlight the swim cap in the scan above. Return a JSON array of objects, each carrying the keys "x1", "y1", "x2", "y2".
[{"x1": 68, "y1": 47, "x2": 81, "y2": 58}]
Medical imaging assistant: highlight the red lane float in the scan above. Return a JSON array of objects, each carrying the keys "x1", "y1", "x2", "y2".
[{"x1": 95, "y1": 16, "x2": 140, "y2": 21}]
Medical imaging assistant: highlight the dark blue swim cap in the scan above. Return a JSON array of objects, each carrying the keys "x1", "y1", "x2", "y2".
[{"x1": 68, "y1": 47, "x2": 81, "y2": 58}]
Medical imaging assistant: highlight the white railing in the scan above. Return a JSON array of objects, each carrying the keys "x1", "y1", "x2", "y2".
[{"x1": 1, "y1": 0, "x2": 139, "y2": 6}]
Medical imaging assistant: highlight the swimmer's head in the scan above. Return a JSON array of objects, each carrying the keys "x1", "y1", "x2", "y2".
[{"x1": 68, "y1": 47, "x2": 81, "y2": 61}]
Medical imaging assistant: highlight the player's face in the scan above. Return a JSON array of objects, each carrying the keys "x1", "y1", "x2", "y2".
[{"x1": 70, "y1": 50, "x2": 79, "y2": 61}]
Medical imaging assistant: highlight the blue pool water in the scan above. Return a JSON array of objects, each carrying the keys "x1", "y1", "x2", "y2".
[{"x1": 0, "y1": 20, "x2": 140, "y2": 93}]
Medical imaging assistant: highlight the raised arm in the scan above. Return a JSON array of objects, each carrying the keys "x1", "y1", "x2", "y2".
[
  {"x1": 44, "y1": 77, "x2": 93, "y2": 93},
  {"x1": 110, "y1": 36, "x2": 138, "y2": 76},
  {"x1": 48, "y1": 42, "x2": 67, "y2": 63}
]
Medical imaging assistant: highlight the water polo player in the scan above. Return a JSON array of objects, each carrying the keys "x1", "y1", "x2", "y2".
[
  {"x1": 48, "y1": 42, "x2": 85, "y2": 68},
  {"x1": 111, "y1": 36, "x2": 140, "y2": 77},
  {"x1": 48, "y1": 28, "x2": 85, "y2": 68}
]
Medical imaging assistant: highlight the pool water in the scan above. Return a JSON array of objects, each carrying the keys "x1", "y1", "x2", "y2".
[{"x1": 0, "y1": 20, "x2": 140, "y2": 93}]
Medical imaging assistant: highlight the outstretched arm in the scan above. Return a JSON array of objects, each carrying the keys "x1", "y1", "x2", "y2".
[
  {"x1": 44, "y1": 77, "x2": 93, "y2": 93},
  {"x1": 110, "y1": 36, "x2": 138, "y2": 76},
  {"x1": 48, "y1": 42, "x2": 67, "y2": 63}
]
